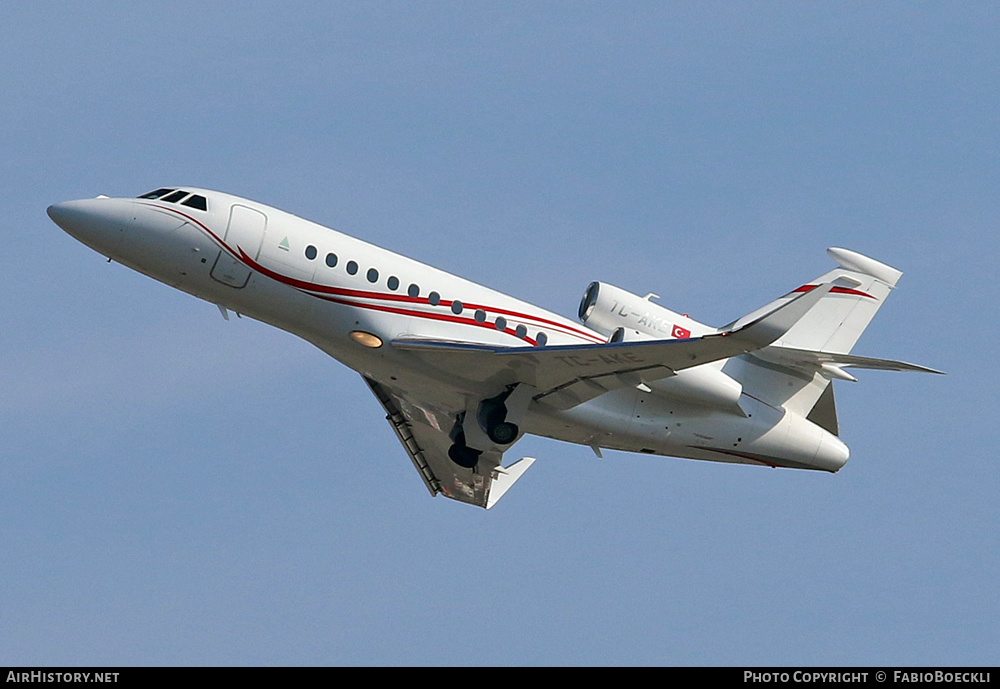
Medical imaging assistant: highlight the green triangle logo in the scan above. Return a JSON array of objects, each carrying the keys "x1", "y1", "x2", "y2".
[{"x1": 278, "y1": 236, "x2": 290, "y2": 251}]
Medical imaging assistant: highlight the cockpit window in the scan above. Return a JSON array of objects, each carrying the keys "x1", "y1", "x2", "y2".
[
  {"x1": 138, "y1": 188, "x2": 175, "y2": 199},
  {"x1": 181, "y1": 194, "x2": 207, "y2": 211},
  {"x1": 162, "y1": 190, "x2": 190, "y2": 203}
]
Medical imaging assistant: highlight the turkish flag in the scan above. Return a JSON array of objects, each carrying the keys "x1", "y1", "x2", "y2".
[{"x1": 672, "y1": 324, "x2": 691, "y2": 339}]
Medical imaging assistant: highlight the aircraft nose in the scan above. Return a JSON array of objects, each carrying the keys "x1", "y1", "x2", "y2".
[
  {"x1": 48, "y1": 198, "x2": 105, "y2": 236},
  {"x1": 46, "y1": 200, "x2": 78, "y2": 230},
  {"x1": 47, "y1": 197, "x2": 133, "y2": 251}
]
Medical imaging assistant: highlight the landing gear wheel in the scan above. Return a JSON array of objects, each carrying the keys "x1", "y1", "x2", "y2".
[
  {"x1": 448, "y1": 442, "x2": 481, "y2": 468},
  {"x1": 488, "y1": 421, "x2": 519, "y2": 445}
]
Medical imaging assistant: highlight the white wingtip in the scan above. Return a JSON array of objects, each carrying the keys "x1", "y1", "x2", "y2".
[{"x1": 486, "y1": 457, "x2": 536, "y2": 509}]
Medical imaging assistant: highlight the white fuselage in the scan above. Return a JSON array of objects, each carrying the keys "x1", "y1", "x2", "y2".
[{"x1": 48, "y1": 189, "x2": 849, "y2": 473}]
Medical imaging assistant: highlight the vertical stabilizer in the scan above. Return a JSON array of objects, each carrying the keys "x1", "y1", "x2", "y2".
[
  {"x1": 725, "y1": 248, "x2": 903, "y2": 418},
  {"x1": 728, "y1": 248, "x2": 902, "y2": 355}
]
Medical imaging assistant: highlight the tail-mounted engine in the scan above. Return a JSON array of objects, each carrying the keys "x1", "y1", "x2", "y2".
[
  {"x1": 578, "y1": 282, "x2": 714, "y2": 340},
  {"x1": 579, "y1": 282, "x2": 745, "y2": 414}
]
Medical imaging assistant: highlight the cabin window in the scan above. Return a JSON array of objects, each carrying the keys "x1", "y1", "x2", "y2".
[
  {"x1": 305, "y1": 245, "x2": 317, "y2": 260},
  {"x1": 367, "y1": 268, "x2": 379, "y2": 283},
  {"x1": 346, "y1": 261, "x2": 358, "y2": 275},
  {"x1": 495, "y1": 317, "x2": 507, "y2": 331},
  {"x1": 138, "y1": 188, "x2": 174, "y2": 199},
  {"x1": 407, "y1": 284, "x2": 419, "y2": 298},
  {"x1": 428, "y1": 291, "x2": 440, "y2": 306},
  {"x1": 326, "y1": 253, "x2": 338, "y2": 268},
  {"x1": 515, "y1": 324, "x2": 527, "y2": 338},
  {"x1": 162, "y1": 190, "x2": 189, "y2": 203},
  {"x1": 181, "y1": 195, "x2": 208, "y2": 211},
  {"x1": 451, "y1": 300, "x2": 463, "y2": 314},
  {"x1": 535, "y1": 332, "x2": 548, "y2": 346},
  {"x1": 474, "y1": 309, "x2": 486, "y2": 323},
  {"x1": 387, "y1": 276, "x2": 399, "y2": 291}
]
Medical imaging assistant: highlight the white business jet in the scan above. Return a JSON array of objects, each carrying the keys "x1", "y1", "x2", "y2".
[{"x1": 47, "y1": 188, "x2": 941, "y2": 508}]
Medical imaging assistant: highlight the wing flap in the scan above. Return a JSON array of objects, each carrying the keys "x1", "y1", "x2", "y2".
[{"x1": 366, "y1": 377, "x2": 440, "y2": 497}]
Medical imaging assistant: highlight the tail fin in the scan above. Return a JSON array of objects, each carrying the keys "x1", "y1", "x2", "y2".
[
  {"x1": 724, "y1": 248, "x2": 910, "y2": 426},
  {"x1": 727, "y1": 247, "x2": 901, "y2": 354}
]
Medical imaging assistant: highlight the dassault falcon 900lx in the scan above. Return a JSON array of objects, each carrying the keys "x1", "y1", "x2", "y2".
[{"x1": 47, "y1": 188, "x2": 942, "y2": 508}]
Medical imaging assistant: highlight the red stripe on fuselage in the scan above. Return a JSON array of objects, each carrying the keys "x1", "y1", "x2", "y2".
[
  {"x1": 237, "y1": 246, "x2": 546, "y2": 345},
  {"x1": 144, "y1": 201, "x2": 604, "y2": 344},
  {"x1": 138, "y1": 202, "x2": 231, "y2": 254},
  {"x1": 313, "y1": 292, "x2": 539, "y2": 346}
]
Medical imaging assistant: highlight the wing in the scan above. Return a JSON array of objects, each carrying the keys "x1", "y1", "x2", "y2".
[
  {"x1": 392, "y1": 282, "x2": 835, "y2": 409},
  {"x1": 364, "y1": 377, "x2": 535, "y2": 509}
]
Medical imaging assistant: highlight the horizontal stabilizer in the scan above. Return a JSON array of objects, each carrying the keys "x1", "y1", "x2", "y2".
[{"x1": 754, "y1": 345, "x2": 945, "y2": 377}]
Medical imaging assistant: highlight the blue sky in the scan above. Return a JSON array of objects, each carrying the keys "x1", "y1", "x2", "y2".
[{"x1": 1, "y1": 2, "x2": 996, "y2": 665}]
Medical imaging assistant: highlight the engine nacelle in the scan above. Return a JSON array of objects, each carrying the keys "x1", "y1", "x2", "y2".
[
  {"x1": 578, "y1": 282, "x2": 714, "y2": 340},
  {"x1": 579, "y1": 282, "x2": 744, "y2": 413}
]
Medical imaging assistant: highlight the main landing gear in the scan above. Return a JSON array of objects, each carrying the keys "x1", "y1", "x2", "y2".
[
  {"x1": 447, "y1": 387, "x2": 528, "y2": 469},
  {"x1": 479, "y1": 397, "x2": 519, "y2": 445},
  {"x1": 487, "y1": 420, "x2": 518, "y2": 445}
]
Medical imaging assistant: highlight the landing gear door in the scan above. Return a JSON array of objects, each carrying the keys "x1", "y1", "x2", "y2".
[{"x1": 211, "y1": 205, "x2": 267, "y2": 288}]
